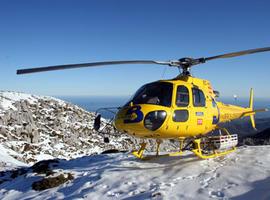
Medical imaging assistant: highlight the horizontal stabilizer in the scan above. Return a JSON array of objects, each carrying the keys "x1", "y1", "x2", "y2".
[{"x1": 242, "y1": 108, "x2": 269, "y2": 117}]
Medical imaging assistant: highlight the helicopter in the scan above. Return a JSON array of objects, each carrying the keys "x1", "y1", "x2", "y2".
[{"x1": 17, "y1": 47, "x2": 269, "y2": 159}]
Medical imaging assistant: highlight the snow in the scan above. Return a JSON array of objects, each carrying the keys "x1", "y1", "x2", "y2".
[
  {"x1": 35, "y1": 154, "x2": 55, "y2": 162},
  {"x1": 0, "y1": 92, "x2": 36, "y2": 104},
  {"x1": 1, "y1": 146, "x2": 270, "y2": 199},
  {"x1": 0, "y1": 144, "x2": 28, "y2": 170},
  {"x1": 0, "y1": 91, "x2": 65, "y2": 112},
  {"x1": 0, "y1": 91, "x2": 37, "y2": 111}
]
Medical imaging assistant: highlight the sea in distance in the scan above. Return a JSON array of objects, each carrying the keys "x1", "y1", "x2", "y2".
[{"x1": 57, "y1": 96, "x2": 270, "y2": 120}]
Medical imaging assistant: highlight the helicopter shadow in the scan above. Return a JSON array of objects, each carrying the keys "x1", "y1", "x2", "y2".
[{"x1": 109, "y1": 153, "x2": 201, "y2": 172}]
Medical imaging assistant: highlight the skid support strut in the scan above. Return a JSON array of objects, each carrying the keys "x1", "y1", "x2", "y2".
[
  {"x1": 192, "y1": 128, "x2": 237, "y2": 159},
  {"x1": 132, "y1": 142, "x2": 147, "y2": 159},
  {"x1": 132, "y1": 138, "x2": 185, "y2": 160}
]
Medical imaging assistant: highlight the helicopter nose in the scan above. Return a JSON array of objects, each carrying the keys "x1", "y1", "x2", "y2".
[{"x1": 114, "y1": 105, "x2": 169, "y2": 136}]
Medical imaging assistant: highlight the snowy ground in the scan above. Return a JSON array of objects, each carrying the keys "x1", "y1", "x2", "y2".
[
  {"x1": 1, "y1": 146, "x2": 270, "y2": 200},
  {"x1": 0, "y1": 144, "x2": 28, "y2": 171}
]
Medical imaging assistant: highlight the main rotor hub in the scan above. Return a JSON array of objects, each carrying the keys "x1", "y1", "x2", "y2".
[
  {"x1": 178, "y1": 57, "x2": 194, "y2": 67},
  {"x1": 176, "y1": 57, "x2": 195, "y2": 76},
  {"x1": 172, "y1": 57, "x2": 207, "y2": 76}
]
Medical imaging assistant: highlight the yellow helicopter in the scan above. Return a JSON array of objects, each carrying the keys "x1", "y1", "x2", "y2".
[{"x1": 17, "y1": 47, "x2": 269, "y2": 159}]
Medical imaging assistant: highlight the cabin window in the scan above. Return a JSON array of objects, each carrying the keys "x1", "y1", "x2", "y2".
[
  {"x1": 173, "y1": 110, "x2": 189, "y2": 122},
  {"x1": 176, "y1": 86, "x2": 189, "y2": 107},
  {"x1": 132, "y1": 82, "x2": 173, "y2": 107},
  {"x1": 192, "y1": 88, "x2": 206, "y2": 107}
]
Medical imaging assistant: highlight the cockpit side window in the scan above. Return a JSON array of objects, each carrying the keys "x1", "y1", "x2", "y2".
[
  {"x1": 176, "y1": 86, "x2": 189, "y2": 107},
  {"x1": 192, "y1": 88, "x2": 206, "y2": 107}
]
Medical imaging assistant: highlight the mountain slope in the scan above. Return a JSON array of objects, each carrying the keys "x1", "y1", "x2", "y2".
[
  {"x1": 0, "y1": 91, "x2": 141, "y2": 165},
  {"x1": 0, "y1": 146, "x2": 270, "y2": 200}
]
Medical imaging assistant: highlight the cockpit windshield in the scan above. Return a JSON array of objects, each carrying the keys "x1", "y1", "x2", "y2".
[{"x1": 132, "y1": 82, "x2": 173, "y2": 107}]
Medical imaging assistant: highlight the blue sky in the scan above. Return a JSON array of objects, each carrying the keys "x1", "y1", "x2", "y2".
[{"x1": 0, "y1": 0, "x2": 270, "y2": 98}]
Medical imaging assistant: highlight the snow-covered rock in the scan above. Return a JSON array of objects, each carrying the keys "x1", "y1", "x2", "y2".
[{"x1": 0, "y1": 91, "x2": 143, "y2": 165}]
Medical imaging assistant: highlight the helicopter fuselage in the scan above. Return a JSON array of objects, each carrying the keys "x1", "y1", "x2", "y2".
[{"x1": 114, "y1": 76, "x2": 253, "y2": 139}]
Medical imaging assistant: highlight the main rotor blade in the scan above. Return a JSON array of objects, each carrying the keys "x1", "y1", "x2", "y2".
[
  {"x1": 17, "y1": 46, "x2": 270, "y2": 75},
  {"x1": 204, "y1": 47, "x2": 270, "y2": 61},
  {"x1": 17, "y1": 60, "x2": 171, "y2": 75}
]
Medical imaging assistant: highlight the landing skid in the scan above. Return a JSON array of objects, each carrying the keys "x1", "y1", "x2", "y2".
[
  {"x1": 191, "y1": 139, "x2": 236, "y2": 159},
  {"x1": 132, "y1": 128, "x2": 238, "y2": 160}
]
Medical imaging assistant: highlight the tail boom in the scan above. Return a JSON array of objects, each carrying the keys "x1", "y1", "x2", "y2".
[{"x1": 217, "y1": 88, "x2": 268, "y2": 129}]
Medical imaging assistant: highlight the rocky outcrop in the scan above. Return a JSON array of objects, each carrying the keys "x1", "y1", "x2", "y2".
[
  {"x1": 0, "y1": 92, "x2": 143, "y2": 164},
  {"x1": 0, "y1": 91, "x2": 179, "y2": 165}
]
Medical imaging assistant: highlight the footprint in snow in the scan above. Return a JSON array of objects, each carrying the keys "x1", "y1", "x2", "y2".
[
  {"x1": 103, "y1": 185, "x2": 109, "y2": 189},
  {"x1": 200, "y1": 176, "x2": 214, "y2": 188},
  {"x1": 223, "y1": 182, "x2": 238, "y2": 189},
  {"x1": 200, "y1": 173, "x2": 220, "y2": 189},
  {"x1": 107, "y1": 190, "x2": 124, "y2": 197},
  {"x1": 159, "y1": 182, "x2": 175, "y2": 189},
  {"x1": 173, "y1": 175, "x2": 196, "y2": 182},
  {"x1": 124, "y1": 181, "x2": 135, "y2": 186},
  {"x1": 184, "y1": 175, "x2": 196, "y2": 180},
  {"x1": 82, "y1": 181, "x2": 92, "y2": 188},
  {"x1": 148, "y1": 183, "x2": 160, "y2": 192},
  {"x1": 151, "y1": 191, "x2": 163, "y2": 199},
  {"x1": 95, "y1": 184, "x2": 109, "y2": 189},
  {"x1": 209, "y1": 190, "x2": 225, "y2": 198},
  {"x1": 128, "y1": 189, "x2": 146, "y2": 196}
]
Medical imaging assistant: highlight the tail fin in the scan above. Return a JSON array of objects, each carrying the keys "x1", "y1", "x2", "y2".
[
  {"x1": 249, "y1": 88, "x2": 256, "y2": 129},
  {"x1": 244, "y1": 88, "x2": 268, "y2": 129},
  {"x1": 242, "y1": 88, "x2": 268, "y2": 129},
  {"x1": 249, "y1": 88, "x2": 254, "y2": 111}
]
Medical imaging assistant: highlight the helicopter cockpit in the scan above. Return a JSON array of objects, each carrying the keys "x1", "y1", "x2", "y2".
[{"x1": 131, "y1": 82, "x2": 173, "y2": 107}]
